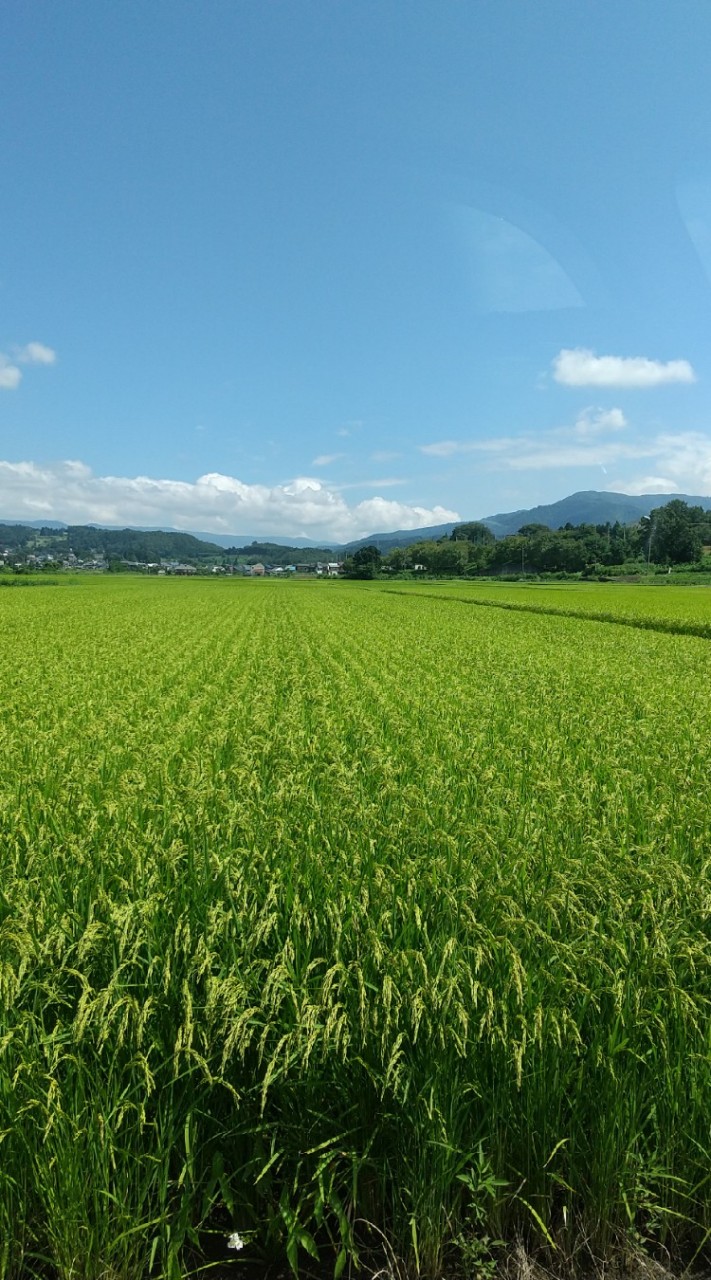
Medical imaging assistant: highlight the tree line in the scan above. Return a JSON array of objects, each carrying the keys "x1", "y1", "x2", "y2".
[{"x1": 343, "y1": 500, "x2": 711, "y2": 578}]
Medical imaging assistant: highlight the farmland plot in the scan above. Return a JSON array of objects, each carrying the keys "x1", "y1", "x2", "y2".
[
  {"x1": 1, "y1": 577, "x2": 710, "y2": 1279},
  {"x1": 390, "y1": 577, "x2": 711, "y2": 636}
]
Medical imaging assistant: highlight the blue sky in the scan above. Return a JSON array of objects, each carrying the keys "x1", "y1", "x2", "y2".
[{"x1": 3, "y1": 1, "x2": 711, "y2": 541}]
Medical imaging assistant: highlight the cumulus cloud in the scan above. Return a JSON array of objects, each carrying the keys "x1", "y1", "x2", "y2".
[
  {"x1": 568, "y1": 407, "x2": 627, "y2": 437},
  {"x1": 0, "y1": 341, "x2": 57, "y2": 390},
  {"x1": 14, "y1": 342, "x2": 57, "y2": 365},
  {"x1": 552, "y1": 347, "x2": 696, "y2": 388},
  {"x1": 0, "y1": 460, "x2": 459, "y2": 542}
]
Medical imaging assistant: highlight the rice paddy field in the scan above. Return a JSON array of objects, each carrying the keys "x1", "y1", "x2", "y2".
[{"x1": 2, "y1": 575, "x2": 711, "y2": 1279}]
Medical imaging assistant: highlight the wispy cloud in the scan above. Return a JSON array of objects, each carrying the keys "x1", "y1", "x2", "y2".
[
  {"x1": 312, "y1": 453, "x2": 343, "y2": 467},
  {"x1": 0, "y1": 460, "x2": 459, "y2": 542},
  {"x1": 608, "y1": 432, "x2": 711, "y2": 496},
  {"x1": 552, "y1": 347, "x2": 695, "y2": 388},
  {"x1": 420, "y1": 408, "x2": 630, "y2": 464},
  {"x1": 371, "y1": 449, "x2": 402, "y2": 462},
  {"x1": 0, "y1": 341, "x2": 57, "y2": 390},
  {"x1": 419, "y1": 440, "x2": 463, "y2": 459},
  {"x1": 607, "y1": 475, "x2": 679, "y2": 496},
  {"x1": 423, "y1": 411, "x2": 711, "y2": 498},
  {"x1": 335, "y1": 477, "x2": 408, "y2": 491}
]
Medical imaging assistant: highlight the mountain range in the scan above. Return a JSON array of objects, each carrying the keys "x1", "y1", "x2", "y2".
[
  {"x1": 341, "y1": 491, "x2": 711, "y2": 552},
  {"x1": 4, "y1": 491, "x2": 711, "y2": 556},
  {"x1": 0, "y1": 519, "x2": 324, "y2": 549}
]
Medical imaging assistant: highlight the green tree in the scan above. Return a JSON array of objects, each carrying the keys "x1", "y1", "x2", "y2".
[
  {"x1": 427, "y1": 541, "x2": 470, "y2": 575},
  {"x1": 451, "y1": 521, "x2": 495, "y2": 545},
  {"x1": 517, "y1": 523, "x2": 550, "y2": 537},
  {"x1": 649, "y1": 500, "x2": 703, "y2": 564},
  {"x1": 383, "y1": 546, "x2": 411, "y2": 572},
  {"x1": 488, "y1": 535, "x2": 526, "y2": 574},
  {"x1": 343, "y1": 545, "x2": 382, "y2": 579}
]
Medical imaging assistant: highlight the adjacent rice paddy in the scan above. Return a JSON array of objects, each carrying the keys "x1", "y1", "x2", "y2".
[{"x1": 2, "y1": 577, "x2": 710, "y2": 1279}]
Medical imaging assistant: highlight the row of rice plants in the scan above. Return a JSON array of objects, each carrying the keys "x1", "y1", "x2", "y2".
[
  {"x1": 1, "y1": 577, "x2": 710, "y2": 1278},
  {"x1": 389, "y1": 577, "x2": 711, "y2": 637}
]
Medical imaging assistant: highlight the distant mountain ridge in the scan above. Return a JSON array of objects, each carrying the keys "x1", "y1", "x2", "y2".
[
  {"x1": 481, "y1": 490, "x2": 711, "y2": 538},
  {"x1": 343, "y1": 491, "x2": 711, "y2": 552},
  {"x1": 0, "y1": 521, "x2": 335, "y2": 565},
  {"x1": 3, "y1": 491, "x2": 711, "y2": 558},
  {"x1": 340, "y1": 523, "x2": 461, "y2": 553},
  {"x1": 0, "y1": 519, "x2": 327, "y2": 549}
]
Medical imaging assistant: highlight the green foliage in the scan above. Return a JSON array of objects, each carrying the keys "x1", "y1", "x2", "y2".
[
  {"x1": 642, "y1": 500, "x2": 705, "y2": 564},
  {"x1": 343, "y1": 544, "x2": 382, "y2": 578},
  {"x1": 231, "y1": 541, "x2": 335, "y2": 566},
  {"x1": 65, "y1": 526, "x2": 224, "y2": 562},
  {"x1": 450, "y1": 521, "x2": 495, "y2": 545},
  {"x1": 386, "y1": 501, "x2": 711, "y2": 577}
]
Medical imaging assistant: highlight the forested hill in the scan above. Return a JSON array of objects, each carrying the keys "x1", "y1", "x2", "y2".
[
  {"x1": 481, "y1": 490, "x2": 711, "y2": 538},
  {"x1": 68, "y1": 526, "x2": 230, "y2": 559},
  {"x1": 0, "y1": 523, "x2": 225, "y2": 561},
  {"x1": 0, "y1": 524, "x2": 336, "y2": 566},
  {"x1": 5, "y1": 488, "x2": 711, "y2": 562},
  {"x1": 343, "y1": 491, "x2": 711, "y2": 553}
]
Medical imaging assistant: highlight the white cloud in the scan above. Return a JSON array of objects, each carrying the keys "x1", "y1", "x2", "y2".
[
  {"x1": 420, "y1": 404, "x2": 666, "y2": 481},
  {"x1": 504, "y1": 437, "x2": 648, "y2": 473},
  {"x1": 568, "y1": 407, "x2": 627, "y2": 437},
  {"x1": 419, "y1": 440, "x2": 462, "y2": 458},
  {"x1": 420, "y1": 407, "x2": 630, "y2": 464},
  {"x1": 0, "y1": 364, "x2": 21, "y2": 390},
  {"x1": 622, "y1": 432, "x2": 711, "y2": 494},
  {"x1": 420, "y1": 414, "x2": 711, "y2": 497},
  {"x1": 0, "y1": 460, "x2": 459, "y2": 542},
  {"x1": 371, "y1": 450, "x2": 402, "y2": 462},
  {"x1": 14, "y1": 342, "x2": 57, "y2": 365},
  {"x1": 607, "y1": 476, "x2": 679, "y2": 496},
  {"x1": 552, "y1": 348, "x2": 696, "y2": 388},
  {"x1": 0, "y1": 340, "x2": 57, "y2": 390},
  {"x1": 604, "y1": 432, "x2": 711, "y2": 496},
  {"x1": 335, "y1": 477, "x2": 408, "y2": 491},
  {"x1": 312, "y1": 453, "x2": 342, "y2": 466}
]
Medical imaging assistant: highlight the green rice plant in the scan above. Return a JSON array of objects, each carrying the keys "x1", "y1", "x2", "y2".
[
  {"x1": 389, "y1": 576, "x2": 711, "y2": 637},
  {"x1": 1, "y1": 576, "x2": 711, "y2": 1276}
]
